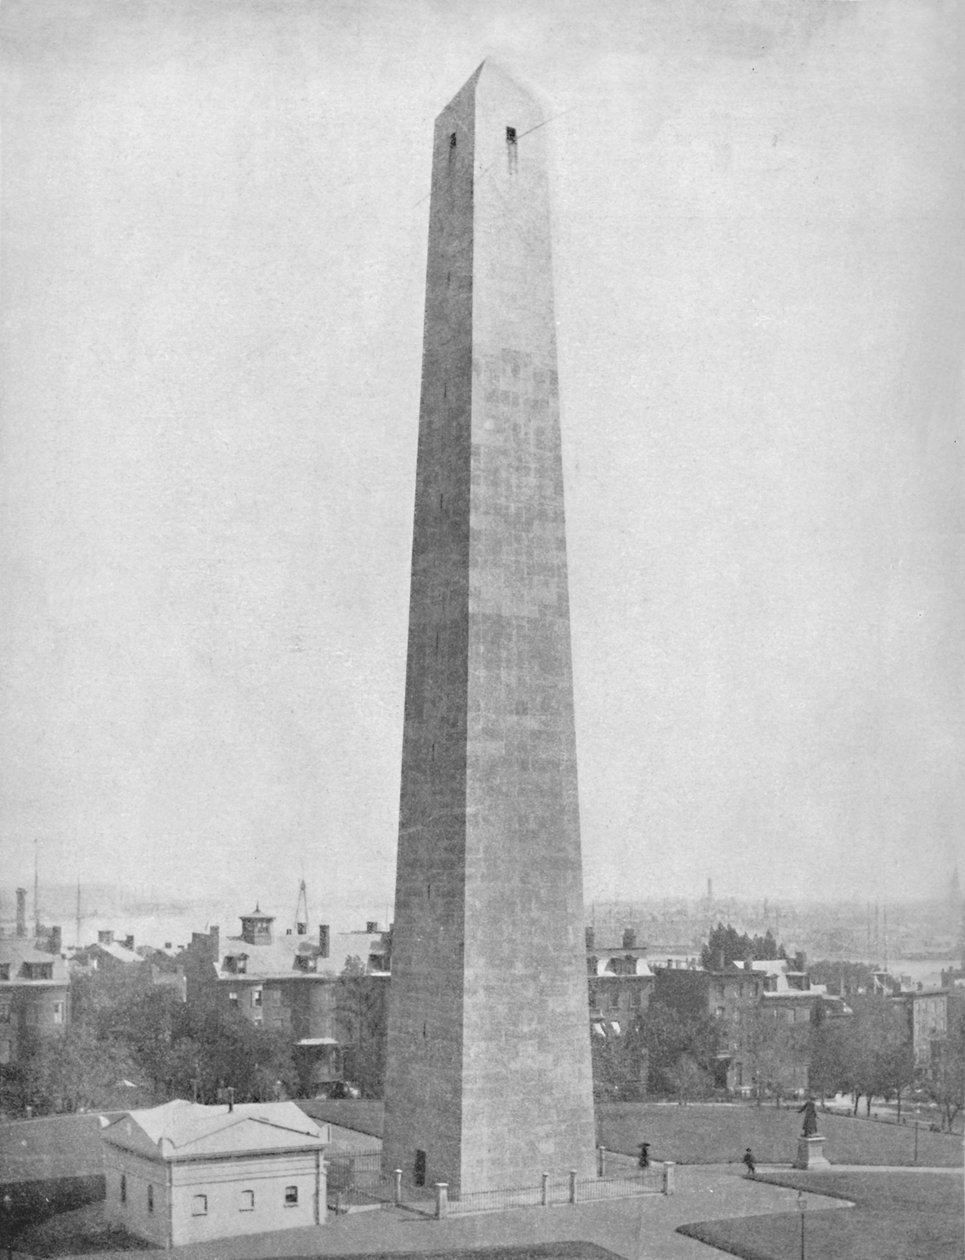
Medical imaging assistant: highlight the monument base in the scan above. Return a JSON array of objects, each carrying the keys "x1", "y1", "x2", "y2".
[{"x1": 793, "y1": 1135, "x2": 830, "y2": 1170}]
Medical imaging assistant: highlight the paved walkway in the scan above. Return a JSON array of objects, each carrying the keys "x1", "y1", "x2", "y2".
[{"x1": 59, "y1": 1165, "x2": 860, "y2": 1260}]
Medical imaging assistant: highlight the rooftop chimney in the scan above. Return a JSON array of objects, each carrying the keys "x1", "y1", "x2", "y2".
[
  {"x1": 15, "y1": 889, "x2": 27, "y2": 939},
  {"x1": 123, "y1": 934, "x2": 134, "y2": 951},
  {"x1": 622, "y1": 927, "x2": 637, "y2": 950},
  {"x1": 49, "y1": 926, "x2": 62, "y2": 955},
  {"x1": 98, "y1": 929, "x2": 114, "y2": 945},
  {"x1": 366, "y1": 920, "x2": 378, "y2": 934},
  {"x1": 318, "y1": 925, "x2": 329, "y2": 957},
  {"x1": 585, "y1": 927, "x2": 595, "y2": 950},
  {"x1": 209, "y1": 926, "x2": 220, "y2": 962}
]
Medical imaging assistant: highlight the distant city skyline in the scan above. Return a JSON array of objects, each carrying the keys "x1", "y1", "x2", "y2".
[{"x1": 2, "y1": 2, "x2": 962, "y2": 912}]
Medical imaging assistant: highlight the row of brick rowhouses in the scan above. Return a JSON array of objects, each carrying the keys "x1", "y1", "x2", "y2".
[
  {"x1": 4, "y1": 896, "x2": 961, "y2": 1106},
  {"x1": 587, "y1": 925, "x2": 965, "y2": 1098},
  {"x1": 586, "y1": 926, "x2": 847, "y2": 1096}
]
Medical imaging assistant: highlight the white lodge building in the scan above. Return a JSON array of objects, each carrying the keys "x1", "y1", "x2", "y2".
[{"x1": 100, "y1": 1100, "x2": 330, "y2": 1246}]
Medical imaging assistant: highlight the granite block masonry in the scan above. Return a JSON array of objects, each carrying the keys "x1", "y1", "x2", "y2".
[{"x1": 382, "y1": 62, "x2": 597, "y2": 1197}]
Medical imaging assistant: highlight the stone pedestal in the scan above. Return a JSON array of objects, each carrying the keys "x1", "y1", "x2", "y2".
[{"x1": 793, "y1": 1135, "x2": 830, "y2": 1170}]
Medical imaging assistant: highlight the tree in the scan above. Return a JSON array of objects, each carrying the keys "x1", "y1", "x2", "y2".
[
  {"x1": 923, "y1": 1000, "x2": 965, "y2": 1133},
  {"x1": 808, "y1": 960, "x2": 876, "y2": 996},
  {"x1": 667, "y1": 1054, "x2": 713, "y2": 1105},
  {"x1": 826, "y1": 998, "x2": 914, "y2": 1117},
  {"x1": 809, "y1": 1013, "x2": 851, "y2": 1099},
  {"x1": 699, "y1": 922, "x2": 800, "y2": 971},
  {"x1": 189, "y1": 1008, "x2": 297, "y2": 1103},
  {"x1": 103, "y1": 984, "x2": 193, "y2": 1097},
  {"x1": 638, "y1": 1000, "x2": 720, "y2": 1097},
  {"x1": 737, "y1": 1007, "x2": 803, "y2": 1105},
  {"x1": 590, "y1": 1018, "x2": 647, "y2": 1102},
  {"x1": 18, "y1": 1025, "x2": 141, "y2": 1114},
  {"x1": 335, "y1": 958, "x2": 388, "y2": 1097}
]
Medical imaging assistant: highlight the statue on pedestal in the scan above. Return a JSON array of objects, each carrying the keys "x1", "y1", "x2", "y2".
[{"x1": 798, "y1": 1098, "x2": 819, "y2": 1138}]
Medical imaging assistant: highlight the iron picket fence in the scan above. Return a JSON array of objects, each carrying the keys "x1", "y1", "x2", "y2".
[
  {"x1": 574, "y1": 1167, "x2": 665, "y2": 1203},
  {"x1": 324, "y1": 1152, "x2": 671, "y2": 1217},
  {"x1": 445, "y1": 1165, "x2": 667, "y2": 1216}
]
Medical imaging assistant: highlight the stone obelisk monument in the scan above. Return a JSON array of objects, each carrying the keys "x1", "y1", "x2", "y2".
[{"x1": 382, "y1": 62, "x2": 596, "y2": 1197}]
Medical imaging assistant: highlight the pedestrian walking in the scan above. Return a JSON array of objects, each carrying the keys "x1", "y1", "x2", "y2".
[
  {"x1": 638, "y1": 1142, "x2": 650, "y2": 1169},
  {"x1": 742, "y1": 1147, "x2": 756, "y2": 1177}
]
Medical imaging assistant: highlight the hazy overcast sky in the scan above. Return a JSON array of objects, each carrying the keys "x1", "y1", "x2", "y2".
[{"x1": 2, "y1": 0, "x2": 962, "y2": 922}]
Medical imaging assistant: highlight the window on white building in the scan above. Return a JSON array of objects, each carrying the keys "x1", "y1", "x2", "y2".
[
  {"x1": 284, "y1": 1185, "x2": 298, "y2": 1206},
  {"x1": 147, "y1": 1185, "x2": 154, "y2": 1213},
  {"x1": 240, "y1": 1189, "x2": 254, "y2": 1211},
  {"x1": 192, "y1": 1194, "x2": 207, "y2": 1216}
]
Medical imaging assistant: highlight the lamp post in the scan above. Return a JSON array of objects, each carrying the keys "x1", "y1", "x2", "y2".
[
  {"x1": 2, "y1": 1192, "x2": 14, "y2": 1260},
  {"x1": 797, "y1": 1189, "x2": 806, "y2": 1260}
]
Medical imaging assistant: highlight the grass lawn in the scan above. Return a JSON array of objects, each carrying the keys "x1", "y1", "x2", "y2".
[
  {"x1": 596, "y1": 1102, "x2": 964, "y2": 1167},
  {"x1": 678, "y1": 1170, "x2": 964, "y2": 1260},
  {"x1": 299, "y1": 1099, "x2": 386, "y2": 1138},
  {"x1": 13, "y1": 1202, "x2": 153, "y2": 1255},
  {"x1": 299, "y1": 1100, "x2": 964, "y2": 1169},
  {"x1": 0, "y1": 1113, "x2": 107, "y2": 1181}
]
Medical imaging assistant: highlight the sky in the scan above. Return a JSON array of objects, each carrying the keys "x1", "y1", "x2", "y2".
[{"x1": 2, "y1": 0, "x2": 962, "y2": 929}]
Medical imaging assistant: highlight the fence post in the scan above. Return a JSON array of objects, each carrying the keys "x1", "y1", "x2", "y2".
[
  {"x1": 662, "y1": 1161, "x2": 676, "y2": 1196},
  {"x1": 597, "y1": 1145, "x2": 606, "y2": 1177},
  {"x1": 541, "y1": 1172, "x2": 549, "y2": 1206},
  {"x1": 434, "y1": 1182, "x2": 449, "y2": 1219},
  {"x1": 569, "y1": 1169, "x2": 577, "y2": 1204},
  {"x1": 393, "y1": 1169, "x2": 402, "y2": 1206}
]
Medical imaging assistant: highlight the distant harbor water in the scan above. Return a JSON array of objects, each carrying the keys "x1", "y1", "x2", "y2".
[
  {"x1": 62, "y1": 902, "x2": 392, "y2": 955},
  {"x1": 888, "y1": 957, "x2": 960, "y2": 989}
]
